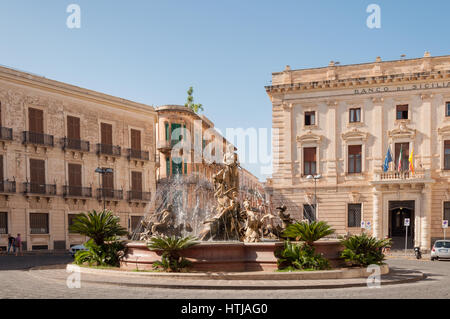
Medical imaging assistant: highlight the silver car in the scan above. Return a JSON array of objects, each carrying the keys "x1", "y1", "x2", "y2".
[
  {"x1": 69, "y1": 244, "x2": 87, "y2": 257},
  {"x1": 431, "y1": 240, "x2": 450, "y2": 261}
]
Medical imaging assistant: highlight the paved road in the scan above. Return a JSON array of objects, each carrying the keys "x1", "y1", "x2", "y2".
[{"x1": 0, "y1": 255, "x2": 448, "y2": 299}]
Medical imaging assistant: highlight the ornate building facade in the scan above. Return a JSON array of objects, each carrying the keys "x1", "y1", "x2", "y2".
[
  {"x1": 266, "y1": 53, "x2": 450, "y2": 250},
  {"x1": 0, "y1": 65, "x2": 158, "y2": 251}
]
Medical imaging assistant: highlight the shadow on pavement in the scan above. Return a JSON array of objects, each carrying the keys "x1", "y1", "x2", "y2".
[{"x1": 0, "y1": 255, "x2": 73, "y2": 271}]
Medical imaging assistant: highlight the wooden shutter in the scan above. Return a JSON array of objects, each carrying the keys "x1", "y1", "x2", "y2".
[
  {"x1": 348, "y1": 145, "x2": 362, "y2": 156},
  {"x1": 30, "y1": 159, "x2": 45, "y2": 184},
  {"x1": 101, "y1": 123, "x2": 113, "y2": 145},
  {"x1": 29, "y1": 108, "x2": 44, "y2": 133},
  {"x1": 0, "y1": 155, "x2": 3, "y2": 181},
  {"x1": 67, "y1": 116, "x2": 81, "y2": 140},
  {"x1": 130, "y1": 129, "x2": 141, "y2": 150},
  {"x1": 68, "y1": 164, "x2": 82, "y2": 187},
  {"x1": 304, "y1": 147, "x2": 316, "y2": 162},
  {"x1": 131, "y1": 171, "x2": 142, "y2": 192},
  {"x1": 102, "y1": 170, "x2": 114, "y2": 189}
]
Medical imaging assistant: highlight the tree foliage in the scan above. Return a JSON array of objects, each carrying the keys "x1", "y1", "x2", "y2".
[{"x1": 184, "y1": 86, "x2": 204, "y2": 113}]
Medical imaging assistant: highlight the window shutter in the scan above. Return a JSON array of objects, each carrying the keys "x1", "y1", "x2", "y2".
[
  {"x1": 102, "y1": 169, "x2": 114, "y2": 189},
  {"x1": 131, "y1": 129, "x2": 141, "y2": 150},
  {"x1": 0, "y1": 155, "x2": 3, "y2": 181},
  {"x1": 131, "y1": 171, "x2": 142, "y2": 192},
  {"x1": 30, "y1": 159, "x2": 45, "y2": 184},
  {"x1": 29, "y1": 108, "x2": 44, "y2": 133},
  {"x1": 304, "y1": 147, "x2": 316, "y2": 162},
  {"x1": 67, "y1": 116, "x2": 80, "y2": 140},
  {"x1": 101, "y1": 123, "x2": 113, "y2": 145},
  {"x1": 68, "y1": 164, "x2": 82, "y2": 187},
  {"x1": 348, "y1": 145, "x2": 362, "y2": 155}
]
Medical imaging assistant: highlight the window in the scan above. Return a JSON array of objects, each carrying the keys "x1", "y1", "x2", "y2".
[
  {"x1": 67, "y1": 116, "x2": 80, "y2": 140},
  {"x1": 305, "y1": 111, "x2": 316, "y2": 126},
  {"x1": 395, "y1": 143, "x2": 410, "y2": 171},
  {"x1": 303, "y1": 147, "x2": 317, "y2": 176},
  {"x1": 130, "y1": 216, "x2": 142, "y2": 232},
  {"x1": 68, "y1": 214, "x2": 81, "y2": 233},
  {"x1": 348, "y1": 204, "x2": 362, "y2": 227},
  {"x1": 446, "y1": 102, "x2": 450, "y2": 117},
  {"x1": 100, "y1": 123, "x2": 113, "y2": 145},
  {"x1": 68, "y1": 164, "x2": 82, "y2": 196},
  {"x1": 349, "y1": 108, "x2": 361, "y2": 123},
  {"x1": 30, "y1": 213, "x2": 49, "y2": 234},
  {"x1": 0, "y1": 212, "x2": 7, "y2": 234},
  {"x1": 30, "y1": 159, "x2": 45, "y2": 193},
  {"x1": 130, "y1": 129, "x2": 141, "y2": 151},
  {"x1": 303, "y1": 204, "x2": 316, "y2": 223},
  {"x1": 445, "y1": 141, "x2": 450, "y2": 170},
  {"x1": 348, "y1": 145, "x2": 362, "y2": 173},
  {"x1": 444, "y1": 202, "x2": 450, "y2": 221},
  {"x1": 396, "y1": 105, "x2": 408, "y2": 120},
  {"x1": 28, "y1": 108, "x2": 44, "y2": 133}
]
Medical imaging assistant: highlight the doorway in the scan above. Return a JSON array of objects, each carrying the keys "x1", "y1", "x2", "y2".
[{"x1": 388, "y1": 200, "x2": 415, "y2": 249}]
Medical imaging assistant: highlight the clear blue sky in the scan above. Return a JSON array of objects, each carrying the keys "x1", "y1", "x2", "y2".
[{"x1": 1, "y1": 0, "x2": 449, "y2": 180}]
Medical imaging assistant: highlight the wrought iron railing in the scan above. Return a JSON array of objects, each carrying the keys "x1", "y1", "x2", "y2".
[
  {"x1": 127, "y1": 148, "x2": 149, "y2": 161},
  {"x1": 62, "y1": 138, "x2": 90, "y2": 152},
  {"x1": 23, "y1": 182, "x2": 56, "y2": 195},
  {"x1": 0, "y1": 180, "x2": 16, "y2": 193},
  {"x1": 96, "y1": 188, "x2": 123, "y2": 200},
  {"x1": 63, "y1": 185, "x2": 92, "y2": 198},
  {"x1": 127, "y1": 190, "x2": 151, "y2": 201},
  {"x1": 96, "y1": 143, "x2": 121, "y2": 156},
  {"x1": 23, "y1": 131, "x2": 54, "y2": 147},
  {"x1": 0, "y1": 127, "x2": 13, "y2": 141}
]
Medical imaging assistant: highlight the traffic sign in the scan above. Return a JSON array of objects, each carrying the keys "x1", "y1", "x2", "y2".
[
  {"x1": 443, "y1": 220, "x2": 449, "y2": 229},
  {"x1": 365, "y1": 221, "x2": 372, "y2": 230},
  {"x1": 404, "y1": 218, "x2": 410, "y2": 227},
  {"x1": 361, "y1": 221, "x2": 365, "y2": 229}
]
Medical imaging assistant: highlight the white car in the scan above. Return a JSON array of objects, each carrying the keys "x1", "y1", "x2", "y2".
[
  {"x1": 69, "y1": 244, "x2": 87, "y2": 257},
  {"x1": 431, "y1": 240, "x2": 450, "y2": 261}
]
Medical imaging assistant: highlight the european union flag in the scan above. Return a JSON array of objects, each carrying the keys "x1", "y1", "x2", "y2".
[{"x1": 383, "y1": 146, "x2": 393, "y2": 172}]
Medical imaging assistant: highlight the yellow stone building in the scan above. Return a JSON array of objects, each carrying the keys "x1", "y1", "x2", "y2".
[
  {"x1": 0, "y1": 65, "x2": 158, "y2": 251},
  {"x1": 266, "y1": 53, "x2": 450, "y2": 251}
]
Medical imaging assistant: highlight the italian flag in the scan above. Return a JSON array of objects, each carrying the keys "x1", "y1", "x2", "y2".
[{"x1": 398, "y1": 145, "x2": 403, "y2": 172}]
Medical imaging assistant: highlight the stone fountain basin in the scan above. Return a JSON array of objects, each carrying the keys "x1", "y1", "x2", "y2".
[{"x1": 121, "y1": 240, "x2": 345, "y2": 272}]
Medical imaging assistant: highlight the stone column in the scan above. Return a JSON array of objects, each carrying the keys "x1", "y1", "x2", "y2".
[
  {"x1": 421, "y1": 184, "x2": 432, "y2": 251},
  {"x1": 372, "y1": 190, "x2": 382, "y2": 239}
]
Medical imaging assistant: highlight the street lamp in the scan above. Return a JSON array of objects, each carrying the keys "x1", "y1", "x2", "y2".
[
  {"x1": 95, "y1": 167, "x2": 113, "y2": 212},
  {"x1": 306, "y1": 174, "x2": 322, "y2": 221}
]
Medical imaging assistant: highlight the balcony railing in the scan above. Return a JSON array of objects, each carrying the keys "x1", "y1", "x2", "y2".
[
  {"x1": 127, "y1": 148, "x2": 149, "y2": 161},
  {"x1": 0, "y1": 180, "x2": 16, "y2": 193},
  {"x1": 63, "y1": 185, "x2": 92, "y2": 198},
  {"x1": 96, "y1": 188, "x2": 123, "y2": 200},
  {"x1": 127, "y1": 190, "x2": 151, "y2": 201},
  {"x1": 23, "y1": 131, "x2": 54, "y2": 147},
  {"x1": 23, "y1": 182, "x2": 56, "y2": 196},
  {"x1": 96, "y1": 144, "x2": 121, "y2": 156},
  {"x1": 372, "y1": 169, "x2": 429, "y2": 183},
  {"x1": 62, "y1": 138, "x2": 90, "y2": 152},
  {"x1": 0, "y1": 127, "x2": 13, "y2": 141}
]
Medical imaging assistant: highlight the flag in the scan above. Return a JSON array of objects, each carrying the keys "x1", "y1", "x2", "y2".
[
  {"x1": 398, "y1": 145, "x2": 403, "y2": 172},
  {"x1": 383, "y1": 146, "x2": 393, "y2": 172},
  {"x1": 409, "y1": 146, "x2": 414, "y2": 174}
]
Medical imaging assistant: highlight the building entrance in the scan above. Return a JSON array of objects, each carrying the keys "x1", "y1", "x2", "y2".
[{"x1": 388, "y1": 200, "x2": 415, "y2": 249}]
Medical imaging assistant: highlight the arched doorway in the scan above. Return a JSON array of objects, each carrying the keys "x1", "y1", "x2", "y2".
[{"x1": 388, "y1": 200, "x2": 415, "y2": 249}]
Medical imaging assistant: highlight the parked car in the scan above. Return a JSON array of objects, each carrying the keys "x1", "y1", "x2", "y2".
[
  {"x1": 431, "y1": 240, "x2": 450, "y2": 261},
  {"x1": 69, "y1": 244, "x2": 87, "y2": 257}
]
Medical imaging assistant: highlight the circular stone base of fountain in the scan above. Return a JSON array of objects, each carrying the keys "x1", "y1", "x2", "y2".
[{"x1": 121, "y1": 240, "x2": 345, "y2": 272}]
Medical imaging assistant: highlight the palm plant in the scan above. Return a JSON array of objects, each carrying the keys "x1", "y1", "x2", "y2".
[
  {"x1": 69, "y1": 210, "x2": 128, "y2": 245},
  {"x1": 282, "y1": 221, "x2": 335, "y2": 246},
  {"x1": 275, "y1": 240, "x2": 330, "y2": 271},
  {"x1": 340, "y1": 233, "x2": 392, "y2": 267},
  {"x1": 147, "y1": 235, "x2": 199, "y2": 272},
  {"x1": 184, "y1": 86, "x2": 204, "y2": 113}
]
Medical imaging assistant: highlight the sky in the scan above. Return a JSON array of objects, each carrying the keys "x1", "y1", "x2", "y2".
[{"x1": 0, "y1": 0, "x2": 449, "y2": 180}]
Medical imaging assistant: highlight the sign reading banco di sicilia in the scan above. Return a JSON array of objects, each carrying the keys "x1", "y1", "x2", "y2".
[{"x1": 354, "y1": 81, "x2": 450, "y2": 95}]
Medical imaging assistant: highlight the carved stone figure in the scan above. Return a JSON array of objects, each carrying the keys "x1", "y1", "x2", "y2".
[
  {"x1": 242, "y1": 200, "x2": 262, "y2": 243},
  {"x1": 276, "y1": 205, "x2": 295, "y2": 230},
  {"x1": 261, "y1": 210, "x2": 280, "y2": 240}
]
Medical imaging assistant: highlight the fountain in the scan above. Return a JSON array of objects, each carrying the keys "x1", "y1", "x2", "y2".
[{"x1": 121, "y1": 147, "x2": 342, "y2": 272}]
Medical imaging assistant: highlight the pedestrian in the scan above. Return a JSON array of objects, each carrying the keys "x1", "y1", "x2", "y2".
[
  {"x1": 7, "y1": 234, "x2": 15, "y2": 254},
  {"x1": 15, "y1": 233, "x2": 22, "y2": 256}
]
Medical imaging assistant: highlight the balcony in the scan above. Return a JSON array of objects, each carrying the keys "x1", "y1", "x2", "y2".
[
  {"x1": 23, "y1": 182, "x2": 57, "y2": 196},
  {"x1": 62, "y1": 138, "x2": 90, "y2": 152},
  {"x1": 96, "y1": 144, "x2": 121, "y2": 157},
  {"x1": 157, "y1": 140, "x2": 172, "y2": 154},
  {"x1": 127, "y1": 190, "x2": 151, "y2": 202},
  {"x1": 371, "y1": 169, "x2": 433, "y2": 186},
  {"x1": 127, "y1": 148, "x2": 150, "y2": 161},
  {"x1": 23, "y1": 131, "x2": 54, "y2": 147},
  {"x1": 0, "y1": 180, "x2": 16, "y2": 193},
  {"x1": 0, "y1": 127, "x2": 13, "y2": 141},
  {"x1": 96, "y1": 188, "x2": 123, "y2": 201},
  {"x1": 63, "y1": 186, "x2": 92, "y2": 198}
]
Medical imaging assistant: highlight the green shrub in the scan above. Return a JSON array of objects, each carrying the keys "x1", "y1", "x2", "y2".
[
  {"x1": 275, "y1": 240, "x2": 330, "y2": 271},
  {"x1": 147, "y1": 236, "x2": 199, "y2": 272},
  {"x1": 340, "y1": 233, "x2": 392, "y2": 267},
  {"x1": 74, "y1": 239, "x2": 125, "y2": 267},
  {"x1": 282, "y1": 221, "x2": 335, "y2": 245}
]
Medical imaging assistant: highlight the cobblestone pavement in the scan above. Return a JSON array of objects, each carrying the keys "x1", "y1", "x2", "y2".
[{"x1": 0, "y1": 255, "x2": 449, "y2": 299}]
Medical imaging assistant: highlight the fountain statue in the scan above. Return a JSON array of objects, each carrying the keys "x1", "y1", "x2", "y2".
[{"x1": 242, "y1": 200, "x2": 263, "y2": 242}]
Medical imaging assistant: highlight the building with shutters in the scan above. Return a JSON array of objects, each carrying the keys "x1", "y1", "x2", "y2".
[
  {"x1": 266, "y1": 53, "x2": 450, "y2": 251},
  {"x1": 0, "y1": 65, "x2": 158, "y2": 251}
]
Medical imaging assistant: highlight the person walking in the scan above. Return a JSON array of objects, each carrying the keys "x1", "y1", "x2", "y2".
[
  {"x1": 7, "y1": 234, "x2": 15, "y2": 254},
  {"x1": 14, "y1": 233, "x2": 22, "y2": 256}
]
